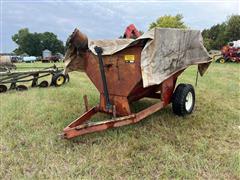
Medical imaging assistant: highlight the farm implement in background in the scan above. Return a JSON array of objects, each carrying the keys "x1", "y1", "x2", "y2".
[
  {"x1": 0, "y1": 65, "x2": 69, "y2": 93},
  {"x1": 213, "y1": 41, "x2": 240, "y2": 63},
  {"x1": 122, "y1": 24, "x2": 141, "y2": 39}
]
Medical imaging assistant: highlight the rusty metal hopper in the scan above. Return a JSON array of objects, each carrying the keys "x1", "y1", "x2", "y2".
[{"x1": 62, "y1": 28, "x2": 211, "y2": 139}]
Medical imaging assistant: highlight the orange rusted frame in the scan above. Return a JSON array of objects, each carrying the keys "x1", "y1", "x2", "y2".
[
  {"x1": 63, "y1": 101, "x2": 165, "y2": 139},
  {"x1": 62, "y1": 72, "x2": 183, "y2": 139}
]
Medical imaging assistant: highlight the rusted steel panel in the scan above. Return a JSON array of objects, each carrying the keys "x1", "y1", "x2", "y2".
[{"x1": 84, "y1": 45, "x2": 143, "y2": 97}]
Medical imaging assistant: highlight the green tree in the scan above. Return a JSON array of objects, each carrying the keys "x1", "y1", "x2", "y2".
[
  {"x1": 12, "y1": 28, "x2": 30, "y2": 55},
  {"x1": 12, "y1": 29, "x2": 65, "y2": 56},
  {"x1": 149, "y1": 14, "x2": 187, "y2": 30},
  {"x1": 202, "y1": 23, "x2": 227, "y2": 50},
  {"x1": 202, "y1": 15, "x2": 240, "y2": 50},
  {"x1": 40, "y1": 32, "x2": 64, "y2": 54},
  {"x1": 225, "y1": 15, "x2": 240, "y2": 42}
]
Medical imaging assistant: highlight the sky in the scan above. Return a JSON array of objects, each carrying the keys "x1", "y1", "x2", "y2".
[{"x1": 1, "y1": 0, "x2": 239, "y2": 53}]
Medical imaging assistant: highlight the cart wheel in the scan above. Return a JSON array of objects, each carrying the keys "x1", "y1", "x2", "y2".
[
  {"x1": 52, "y1": 73, "x2": 66, "y2": 87},
  {"x1": 0, "y1": 85, "x2": 8, "y2": 93},
  {"x1": 172, "y1": 84, "x2": 195, "y2": 116},
  {"x1": 219, "y1": 58, "x2": 225, "y2": 64},
  {"x1": 39, "y1": 80, "x2": 49, "y2": 88},
  {"x1": 16, "y1": 85, "x2": 28, "y2": 91}
]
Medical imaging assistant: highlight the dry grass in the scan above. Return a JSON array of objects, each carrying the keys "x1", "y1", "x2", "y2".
[{"x1": 0, "y1": 62, "x2": 239, "y2": 179}]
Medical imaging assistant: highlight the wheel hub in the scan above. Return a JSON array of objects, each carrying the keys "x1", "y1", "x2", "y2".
[
  {"x1": 56, "y1": 76, "x2": 64, "y2": 85},
  {"x1": 185, "y1": 92, "x2": 193, "y2": 112}
]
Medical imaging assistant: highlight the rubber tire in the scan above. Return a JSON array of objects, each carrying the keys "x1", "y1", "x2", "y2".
[
  {"x1": 51, "y1": 73, "x2": 66, "y2": 87},
  {"x1": 172, "y1": 84, "x2": 195, "y2": 116},
  {"x1": 16, "y1": 85, "x2": 28, "y2": 91},
  {"x1": 0, "y1": 85, "x2": 8, "y2": 93},
  {"x1": 39, "y1": 80, "x2": 49, "y2": 88},
  {"x1": 219, "y1": 57, "x2": 225, "y2": 64}
]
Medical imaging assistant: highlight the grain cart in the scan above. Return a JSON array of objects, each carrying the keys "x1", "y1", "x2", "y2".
[{"x1": 62, "y1": 28, "x2": 211, "y2": 139}]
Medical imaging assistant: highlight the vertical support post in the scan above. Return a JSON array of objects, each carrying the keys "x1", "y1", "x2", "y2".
[
  {"x1": 195, "y1": 68, "x2": 199, "y2": 87},
  {"x1": 94, "y1": 46, "x2": 112, "y2": 111},
  {"x1": 9, "y1": 82, "x2": 16, "y2": 90},
  {"x1": 112, "y1": 105, "x2": 116, "y2": 118},
  {"x1": 83, "y1": 95, "x2": 89, "y2": 112},
  {"x1": 31, "y1": 73, "x2": 39, "y2": 87}
]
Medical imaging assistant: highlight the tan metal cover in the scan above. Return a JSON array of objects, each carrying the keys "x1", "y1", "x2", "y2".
[{"x1": 139, "y1": 28, "x2": 211, "y2": 87}]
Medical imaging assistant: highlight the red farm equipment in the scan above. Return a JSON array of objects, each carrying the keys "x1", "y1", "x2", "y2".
[
  {"x1": 215, "y1": 42, "x2": 240, "y2": 63},
  {"x1": 62, "y1": 26, "x2": 211, "y2": 139},
  {"x1": 123, "y1": 24, "x2": 141, "y2": 39}
]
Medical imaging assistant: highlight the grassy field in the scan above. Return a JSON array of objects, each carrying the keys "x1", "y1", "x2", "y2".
[{"x1": 0, "y1": 62, "x2": 239, "y2": 179}]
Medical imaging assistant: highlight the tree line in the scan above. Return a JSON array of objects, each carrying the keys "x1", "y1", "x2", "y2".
[
  {"x1": 202, "y1": 15, "x2": 240, "y2": 50},
  {"x1": 12, "y1": 28, "x2": 64, "y2": 56},
  {"x1": 12, "y1": 14, "x2": 239, "y2": 55}
]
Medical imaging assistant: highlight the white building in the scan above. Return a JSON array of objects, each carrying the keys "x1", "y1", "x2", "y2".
[{"x1": 42, "y1": 49, "x2": 52, "y2": 59}]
